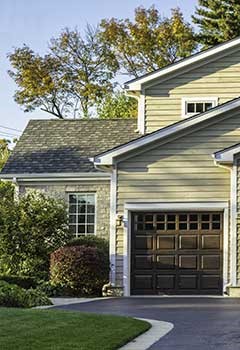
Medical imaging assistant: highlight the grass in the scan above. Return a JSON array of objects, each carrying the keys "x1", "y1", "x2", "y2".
[{"x1": 0, "y1": 308, "x2": 150, "y2": 350}]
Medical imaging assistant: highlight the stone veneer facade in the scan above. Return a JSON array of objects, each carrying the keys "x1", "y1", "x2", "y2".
[{"x1": 19, "y1": 181, "x2": 110, "y2": 240}]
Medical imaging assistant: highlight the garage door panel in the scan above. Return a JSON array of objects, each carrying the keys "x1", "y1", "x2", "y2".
[
  {"x1": 131, "y1": 212, "x2": 223, "y2": 295},
  {"x1": 179, "y1": 235, "x2": 198, "y2": 249},
  {"x1": 135, "y1": 236, "x2": 153, "y2": 250},
  {"x1": 202, "y1": 235, "x2": 220, "y2": 249},
  {"x1": 156, "y1": 255, "x2": 176, "y2": 269},
  {"x1": 135, "y1": 255, "x2": 154, "y2": 269},
  {"x1": 133, "y1": 275, "x2": 153, "y2": 290},
  {"x1": 179, "y1": 255, "x2": 198, "y2": 269},
  {"x1": 179, "y1": 275, "x2": 198, "y2": 289},
  {"x1": 157, "y1": 235, "x2": 175, "y2": 250},
  {"x1": 156, "y1": 275, "x2": 175, "y2": 289},
  {"x1": 200, "y1": 275, "x2": 221, "y2": 289},
  {"x1": 201, "y1": 255, "x2": 220, "y2": 270}
]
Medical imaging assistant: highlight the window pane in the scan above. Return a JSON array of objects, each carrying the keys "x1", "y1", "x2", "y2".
[
  {"x1": 69, "y1": 194, "x2": 77, "y2": 204},
  {"x1": 78, "y1": 215, "x2": 85, "y2": 223},
  {"x1": 78, "y1": 204, "x2": 86, "y2": 213},
  {"x1": 187, "y1": 103, "x2": 195, "y2": 113},
  {"x1": 69, "y1": 204, "x2": 77, "y2": 214},
  {"x1": 205, "y1": 102, "x2": 213, "y2": 111},
  {"x1": 87, "y1": 215, "x2": 95, "y2": 224},
  {"x1": 87, "y1": 205, "x2": 95, "y2": 213},
  {"x1": 86, "y1": 194, "x2": 95, "y2": 205},
  {"x1": 78, "y1": 225, "x2": 85, "y2": 234},
  {"x1": 196, "y1": 103, "x2": 204, "y2": 113},
  {"x1": 69, "y1": 215, "x2": 77, "y2": 224},
  {"x1": 87, "y1": 225, "x2": 95, "y2": 234}
]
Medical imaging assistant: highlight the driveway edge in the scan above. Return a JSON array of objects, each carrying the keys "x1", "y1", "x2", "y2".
[{"x1": 119, "y1": 318, "x2": 173, "y2": 350}]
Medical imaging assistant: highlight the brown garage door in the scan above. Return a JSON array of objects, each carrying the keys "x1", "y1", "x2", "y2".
[{"x1": 131, "y1": 212, "x2": 223, "y2": 295}]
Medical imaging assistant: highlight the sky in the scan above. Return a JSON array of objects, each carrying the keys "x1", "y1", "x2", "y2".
[{"x1": 0, "y1": 0, "x2": 197, "y2": 141}]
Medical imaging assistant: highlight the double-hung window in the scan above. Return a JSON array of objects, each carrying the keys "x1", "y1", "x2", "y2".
[
  {"x1": 69, "y1": 193, "x2": 96, "y2": 236},
  {"x1": 182, "y1": 97, "x2": 218, "y2": 118}
]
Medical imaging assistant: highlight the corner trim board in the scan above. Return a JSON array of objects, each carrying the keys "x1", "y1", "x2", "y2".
[{"x1": 109, "y1": 166, "x2": 117, "y2": 285}]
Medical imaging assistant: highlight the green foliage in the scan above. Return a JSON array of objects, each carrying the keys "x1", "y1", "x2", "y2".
[
  {"x1": 65, "y1": 235, "x2": 109, "y2": 254},
  {"x1": 0, "y1": 181, "x2": 14, "y2": 201},
  {"x1": 8, "y1": 26, "x2": 118, "y2": 119},
  {"x1": 50, "y1": 245, "x2": 110, "y2": 296},
  {"x1": 0, "y1": 190, "x2": 70, "y2": 280},
  {"x1": 193, "y1": 0, "x2": 240, "y2": 47},
  {"x1": 0, "y1": 281, "x2": 52, "y2": 308},
  {"x1": 0, "y1": 275, "x2": 37, "y2": 289},
  {"x1": 0, "y1": 139, "x2": 11, "y2": 170},
  {"x1": 100, "y1": 7, "x2": 197, "y2": 77},
  {"x1": 97, "y1": 92, "x2": 137, "y2": 119}
]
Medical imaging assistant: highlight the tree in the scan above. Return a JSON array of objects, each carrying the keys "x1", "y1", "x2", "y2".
[
  {"x1": 192, "y1": 0, "x2": 240, "y2": 48},
  {"x1": 97, "y1": 91, "x2": 137, "y2": 119},
  {"x1": 0, "y1": 139, "x2": 11, "y2": 170},
  {"x1": 0, "y1": 190, "x2": 71, "y2": 280},
  {"x1": 100, "y1": 7, "x2": 197, "y2": 78},
  {"x1": 8, "y1": 26, "x2": 118, "y2": 119}
]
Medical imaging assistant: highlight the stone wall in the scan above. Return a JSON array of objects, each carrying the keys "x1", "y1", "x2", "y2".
[{"x1": 19, "y1": 181, "x2": 110, "y2": 240}]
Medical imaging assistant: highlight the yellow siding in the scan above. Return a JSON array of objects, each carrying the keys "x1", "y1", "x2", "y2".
[
  {"x1": 145, "y1": 47, "x2": 240, "y2": 132},
  {"x1": 115, "y1": 109, "x2": 240, "y2": 286}
]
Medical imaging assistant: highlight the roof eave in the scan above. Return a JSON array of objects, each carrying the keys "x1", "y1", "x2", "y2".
[
  {"x1": 94, "y1": 98, "x2": 240, "y2": 166},
  {"x1": 0, "y1": 172, "x2": 111, "y2": 182},
  {"x1": 124, "y1": 36, "x2": 240, "y2": 91}
]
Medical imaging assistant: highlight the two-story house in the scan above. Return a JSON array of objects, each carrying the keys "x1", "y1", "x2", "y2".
[{"x1": 3, "y1": 36, "x2": 240, "y2": 296}]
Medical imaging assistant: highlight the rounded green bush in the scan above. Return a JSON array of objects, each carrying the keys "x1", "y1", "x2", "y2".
[{"x1": 50, "y1": 245, "x2": 110, "y2": 296}]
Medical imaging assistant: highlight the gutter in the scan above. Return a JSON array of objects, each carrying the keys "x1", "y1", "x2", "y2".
[{"x1": 0, "y1": 172, "x2": 111, "y2": 182}]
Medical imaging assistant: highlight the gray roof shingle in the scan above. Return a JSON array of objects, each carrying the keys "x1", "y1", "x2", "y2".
[{"x1": 1, "y1": 119, "x2": 139, "y2": 174}]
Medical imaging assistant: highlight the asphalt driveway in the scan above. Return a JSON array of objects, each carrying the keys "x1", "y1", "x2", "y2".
[{"x1": 54, "y1": 297, "x2": 240, "y2": 349}]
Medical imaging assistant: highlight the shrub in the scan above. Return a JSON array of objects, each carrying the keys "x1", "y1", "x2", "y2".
[
  {"x1": 65, "y1": 236, "x2": 109, "y2": 255},
  {"x1": 50, "y1": 245, "x2": 110, "y2": 296},
  {"x1": 0, "y1": 281, "x2": 52, "y2": 308},
  {"x1": 0, "y1": 281, "x2": 26, "y2": 307},
  {"x1": 0, "y1": 275, "x2": 37, "y2": 289},
  {"x1": 0, "y1": 190, "x2": 71, "y2": 280},
  {"x1": 24, "y1": 288, "x2": 52, "y2": 308},
  {"x1": 37, "y1": 280, "x2": 65, "y2": 297}
]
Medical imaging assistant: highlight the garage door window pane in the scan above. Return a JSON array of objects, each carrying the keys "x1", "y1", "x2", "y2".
[{"x1": 69, "y1": 193, "x2": 96, "y2": 237}]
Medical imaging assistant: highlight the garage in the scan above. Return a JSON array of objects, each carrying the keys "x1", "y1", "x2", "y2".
[{"x1": 131, "y1": 212, "x2": 223, "y2": 295}]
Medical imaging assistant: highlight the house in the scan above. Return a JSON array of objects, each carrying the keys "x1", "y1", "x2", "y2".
[{"x1": 3, "y1": 37, "x2": 240, "y2": 296}]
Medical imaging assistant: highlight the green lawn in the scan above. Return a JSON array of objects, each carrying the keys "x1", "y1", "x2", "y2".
[{"x1": 0, "y1": 308, "x2": 150, "y2": 350}]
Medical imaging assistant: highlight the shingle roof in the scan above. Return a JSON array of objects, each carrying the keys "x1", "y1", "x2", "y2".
[{"x1": 1, "y1": 119, "x2": 139, "y2": 174}]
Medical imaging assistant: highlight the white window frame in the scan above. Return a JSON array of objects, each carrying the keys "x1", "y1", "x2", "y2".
[
  {"x1": 181, "y1": 97, "x2": 218, "y2": 118},
  {"x1": 68, "y1": 193, "x2": 96, "y2": 237}
]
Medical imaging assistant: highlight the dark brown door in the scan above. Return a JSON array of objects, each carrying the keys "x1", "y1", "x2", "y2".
[{"x1": 131, "y1": 212, "x2": 223, "y2": 295}]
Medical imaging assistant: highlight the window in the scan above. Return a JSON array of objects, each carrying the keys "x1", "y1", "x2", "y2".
[
  {"x1": 69, "y1": 193, "x2": 96, "y2": 236},
  {"x1": 182, "y1": 97, "x2": 218, "y2": 118}
]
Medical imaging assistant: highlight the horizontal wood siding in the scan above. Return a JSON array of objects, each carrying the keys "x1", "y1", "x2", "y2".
[
  {"x1": 145, "y1": 47, "x2": 240, "y2": 132},
  {"x1": 114, "y1": 110, "x2": 240, "y2": 286}
]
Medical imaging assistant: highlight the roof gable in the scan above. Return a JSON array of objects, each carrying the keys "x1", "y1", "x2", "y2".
[
  {"x1": 94, "y1": 97, "x2": 240, "y2": 165},
  {"x1": 125, "y1": 36, "x2": 240, "y2": 91}
]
